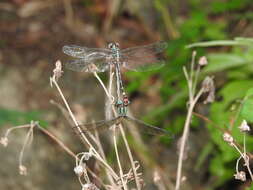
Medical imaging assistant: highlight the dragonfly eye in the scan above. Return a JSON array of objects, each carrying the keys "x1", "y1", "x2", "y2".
[
  {"x1": 115, "y1": 43, "x2": 120, "y2": 48},
  {"x1": 108, "y1": 43, "x2": 114, "y2": 49}
]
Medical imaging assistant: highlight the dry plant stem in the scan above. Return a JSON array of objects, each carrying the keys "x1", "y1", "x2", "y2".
[
  {"x1": 94, "y1": 72, "x2": 127, "y2": 189},
  {"x1": 94, "y1": 72, "x2": 114, "y2": 103},
  {"x1": 19, "y1": 124, "x2": 34, "y2": 167},
  {"x1": 232, "y1": 142, "x2": 253, "y2": 180},
  {"x1": 115, "y1": 77, "x2": 141, "y2": 190},
  {"x1": 51, "y1": 78, "x2": 119, "y2": 180},
  {"x1": 241, "y1": 134, "x2": 253, "y2": 180},
  {"x1": 245, "y1": 158, "x2": 253, "y2": 181},
  {"x1": 192, "y1": 65, "x2": 200, "y2": 97},
  {"x1": 119, "y1": 124, "x2": 141, "y2": 190},
  {"x1": 50, "y1": 100, "x2": 101, "y2": 150},
  {"x1": 51, "y1": 98, "x2": 117, "y2": 186},
  {"x1": 110, "y1": 107, "x2": 141, "y2": 190},
  {"x1": 95, "y1": 71, "x2": 141, "y2": 190},
  {"x1": 103, "y1": 0, "x2": 121, "y2": 32},
  {"x1": 63, "y1": 0, "x2": 74, "y2": 25},
  {"x1": 175, "y1": 62, "x2": 204, "y2": 190},
  {"x1": 243, "y1": 134, "x2": 246, "y2": 157},
  {"x1": 36, "y1": 124, "x2": 108, "y2": 188},
  {"x1": 106, "y1": 69, "x2": 115, "y2": 120},
  {"x1": 175, "y1": 88, "x2": 204, "y2": 190},
  {"x1": 175, "y1": 104, "x2": 193, "y2": 190},
  {"x1": 37, "y1": 124, "x2": 76, "y2": 158},
  {"x1": 113, "y1": 127, "x2": 128, "y2": 190},
  {"x1": 4, "y1": 124, "x2": 31, "y2": 137},
  {"x1": 94, "y1": 131, "x2": 116, "y2": 186},
  {"x1": 4, "y1": 121, "x2": 107, "y2": 188}
]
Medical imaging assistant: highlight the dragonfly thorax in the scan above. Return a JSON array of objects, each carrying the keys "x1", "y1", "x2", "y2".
[{"x1": 108, "y1": 42, "x2": 120, "y2": 55}]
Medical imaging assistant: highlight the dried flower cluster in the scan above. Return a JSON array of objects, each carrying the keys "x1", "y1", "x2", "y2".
[
  {"x1": 223, "y1": 132, "x2": 234, "y2": 146},
  {"x1": 198, "y1": 56, "x2": 208, "y2": 66},
  {"x1": 19, "y1": 165, "x2": 27, "y2": 176},
  {"x1": 234, "y1": 171, "x2": 246, "y2": 181},
  {"x1": 0, "y1": 137, "x2": 8, "y2": 147},
  {"x1": 53, "y1": 60, "x2": 63, "y2": 81},
  {"x1": 82, "y1": 183, "x2": 100, "y2": 190},
  {"x1": 223, "y1": 120, "x2": 253, "y2": 182},
  {"x1": 201, "y1": 76, "x2": 215, "y2": 104},
  {"x1": 238, "y1": 120, "x2": 250, "y2": 132}
]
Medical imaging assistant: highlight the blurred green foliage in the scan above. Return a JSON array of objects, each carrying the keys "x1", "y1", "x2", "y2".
[
  {"x1": 0, "y1": 109, "x2": 48, "y2": 127},
  {"x1": 125, "y1": 0, "x2": 253, "y2": 188},
  {"x1": 241, "y1": 88, "x2": 253, "y2": 122},
  {"x1": 246, "y1": 184, "x2": 253, "y2": 190},
  {"x1": 187, "y1": 38, "x2": 253, "y2": 187}
]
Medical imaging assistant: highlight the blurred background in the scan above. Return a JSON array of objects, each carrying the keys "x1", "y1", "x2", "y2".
[{"x1": 1, "y1": 0, "x2": 253, "y2": 189}]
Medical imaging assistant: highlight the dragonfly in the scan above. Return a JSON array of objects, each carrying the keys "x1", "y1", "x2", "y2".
[
  {"x1": 62, "y1": 42, "x2": 172, "y2": 137},
  {"x1": 62, "y1": 41, "x2": 168, "y2": 73},
  {"x1": 63, "y1": 42, "x2": 168, "y2": 93},
  {"x1": 73, "y1": 92, "x2": 172, "y2": 136}
]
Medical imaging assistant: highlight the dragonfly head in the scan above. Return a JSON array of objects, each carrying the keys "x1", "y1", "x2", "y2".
[{"x1": 108, "y1": 42, "x2": 119, "y2": 51}]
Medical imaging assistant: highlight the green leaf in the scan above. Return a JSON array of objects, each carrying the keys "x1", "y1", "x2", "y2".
[
  {"x1": 209, "y1": 154, "x2": 234, "y2": 187},
  {"x1": 241, "y1": 88, "x2": 253, "y2": 122},
  {"x1": 203, "y1": 53, "x2": 248, "y2": 73},
  {"x1": 194, "y1": 142, "x2": 213, "y2": 171},
  {"x1": 186, "y1": 37, "x2": 253, "y2": 48},
  {"x1": 219, "y1": 80, "x2": 253, "y2": 108}
]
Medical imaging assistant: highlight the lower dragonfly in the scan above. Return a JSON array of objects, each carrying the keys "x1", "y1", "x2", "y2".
[
  {"x1": 74, "y1": 91, "x2": 171, "y2": 136},
  {"x1": 63, "y1": 42, "x2": 172, "y2": 136}
]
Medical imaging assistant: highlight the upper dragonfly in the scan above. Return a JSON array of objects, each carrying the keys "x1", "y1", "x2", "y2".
[{"x1": 62, "y1": 41, "x2": 168, "y2": 73}]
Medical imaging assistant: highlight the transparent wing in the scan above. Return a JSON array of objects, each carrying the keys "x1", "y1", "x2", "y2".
[
  {"x1": 120, "y1": 41, "x2": 168, "y2": 71},
  {"x1": 123, "y1": 116, "x2": 173, "y2": 137},
  {"x1": 65, "y1": 58, "x2": 109, "y2": 73},
  {"x1": 62, "y1": 45, "x2": 112, "y2": 59},
  {"x1": 73, "y1": 117, "x2": 122, "y2": 134}
]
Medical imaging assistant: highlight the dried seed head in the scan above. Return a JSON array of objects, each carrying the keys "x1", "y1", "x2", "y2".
[
  {"x1": 82, "y1": 183, "x2": 100, "y2": 190},
  {"x1": 202, "y1": 76, "x2": 214, "y2": 92},
  {"x1": 238, "y1": 120, "x2": 250, "y2": 132},
  {"x1": 19, "y1": 165, "x2": 27, "y2": 176},
  {"x1": 74, "y1": 165, "x2": 84, "y2": 177},
  {"x1": 223, "y1": 133, "x2": 234, "y2": 146},
  {"x1": 53, "y1": 60, "x2": 63, "y2": 81},
  {"x1": 204, "y1": 91, "x2": 215, "y2": 104},
  {"x1": 153, "y1": 170, "x2": 161, "y2": 184},
  {"x1": 0, "y1": 137, "x2": 8, "y2": 147},
  {"x1": 234, "y1": 171, "x2": 246, "y2": 181},
  {"x1": 198, "y1": 56, "x2": 208, "y2": 66},
  {"x1": 192, "y1": 51, "x2": 197, "y2": 57},
  {"x1": 202, "y1": 76, "x2": 215, "y2": 104},
  {"x1": 83, "y1": 152, "x2": 92, "y2": 161}
]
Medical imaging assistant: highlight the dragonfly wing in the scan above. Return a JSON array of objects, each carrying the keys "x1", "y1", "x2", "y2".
[
  {"x1": 74, "y1": 117, "x2": 122, "y2": 134},
  {"x1": 120, "y1": 41, "x2": 168, "y2": 72},
  {"x1": 123, "y1": 116, "x2": 173, "y2": 137},
  {"x1": 65, "y1": 58, "x2": 110, "y2": 73},
  {"x1": 63, "y1": 45, "x2": 112, "y2": 59}
]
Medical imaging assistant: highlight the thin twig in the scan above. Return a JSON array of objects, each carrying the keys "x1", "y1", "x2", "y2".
[
  {"x1": 51, "y1": 77, "x2": 119, "y2": 181},
  {"x1": 36, "y1": 123, "x2": 109, "y2": 188},
  {"x1": 175, "y1": 63, "x2": 203, "y2": 190},
  {"x1": 37, "y1": 124, "x2": 76, "y2": 158},
  {"x1": 113, "y1": 126, "x2": 128, "y2": 189},
  {"x1": 18, "y1": 123, "x2": 35, "y2": 168}
]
